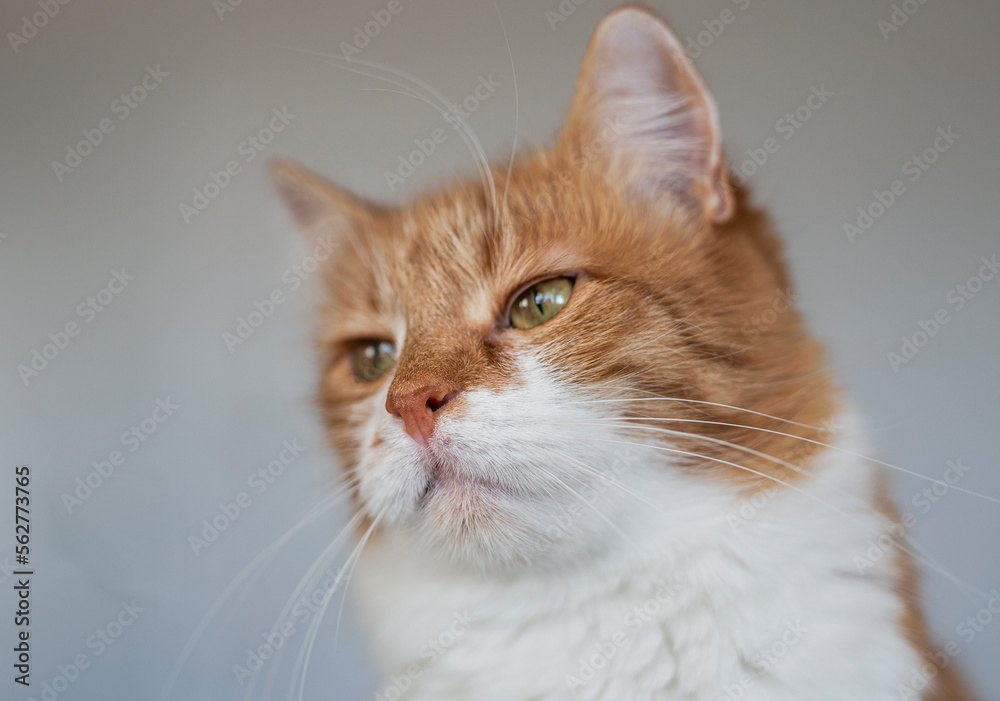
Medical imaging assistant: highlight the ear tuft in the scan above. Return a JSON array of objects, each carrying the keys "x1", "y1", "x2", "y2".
[{"x1": 560, "y1": 6, "x2": 733, "y2": 222}]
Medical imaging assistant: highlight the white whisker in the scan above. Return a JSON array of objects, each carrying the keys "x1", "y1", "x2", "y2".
[
  {"x1": 589, "y1": 435, "x2": 986, "y2": 600},
  {"x1": 594, "y1": 415, "x2": 1000, "y2": 505},
  {"x1": 541, "y1": 446, "x2": 668, "y2": 515},
  {"x1": 490, "y1": 0, "x2": 519, "y2": 225},
  {"x1": 275, "y1": 44, "x2": 501, "y2": 228},
  {"x1": 288, "y1": 514, "x2": 382, "y2": 701},
  {"x1": 532, "y1": 463, "x2": 637, "y2": 550},
  {"x1": 160, "y1": 479, "x2": 358, "y2": 701},
  {"x1": 253, "y1": 509, "x2": 365, "y2": 701},
  {"x1": 561, "y1": 393, "x2": 828, "y2": 432}
]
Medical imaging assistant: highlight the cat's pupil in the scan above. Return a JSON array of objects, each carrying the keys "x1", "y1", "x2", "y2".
[{"x1": 532, "y1": 291, "x2": 545, "y2": 314}]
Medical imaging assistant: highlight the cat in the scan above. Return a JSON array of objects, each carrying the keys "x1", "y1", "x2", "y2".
[{"x1": 269, "y1": 5, "x2": 978, "y2": 700}]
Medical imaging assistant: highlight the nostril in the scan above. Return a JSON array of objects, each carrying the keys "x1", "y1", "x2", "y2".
[{"x1": 426, "y1": 392, "x2": 456, "y2": 413}]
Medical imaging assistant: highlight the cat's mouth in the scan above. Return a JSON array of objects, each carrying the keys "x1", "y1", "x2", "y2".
[{"x1": 417, "y1": 458, "x2": 506, "y2": 508}]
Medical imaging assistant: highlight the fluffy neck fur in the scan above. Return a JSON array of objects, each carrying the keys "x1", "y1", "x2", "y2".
[
  {"x1": 352, "y1": 413, "x2": 924, "y2": 700},
  {"x1": 355, "y1": 414, "x2": 971, "y2": 701}
]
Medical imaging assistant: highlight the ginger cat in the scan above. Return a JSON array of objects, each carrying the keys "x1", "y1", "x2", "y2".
[{"x1": 270, "y1": 6, "x2": 977, "y2": 699}]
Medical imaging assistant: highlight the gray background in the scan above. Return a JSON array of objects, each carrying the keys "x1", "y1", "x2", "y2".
[{"x1": 1, "y1": 0, "x2": 998, "y2": 699}]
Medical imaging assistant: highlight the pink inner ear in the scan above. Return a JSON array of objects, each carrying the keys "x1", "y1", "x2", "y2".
[{"x1": 560, "y1": 7, "x2": 733, "y2": 222}]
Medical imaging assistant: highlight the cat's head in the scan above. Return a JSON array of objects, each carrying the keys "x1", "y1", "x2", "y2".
[{"x1": 271, "y1": 6, "x2": 834, "y2": 572}]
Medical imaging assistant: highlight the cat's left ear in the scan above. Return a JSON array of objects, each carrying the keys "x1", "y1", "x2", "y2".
[
  {"x1": 559, "y1": 6, "x2": 733, "y2": 222},
  {"x1": 268, "y1": 158, "x2": 380, "y2": 241}
]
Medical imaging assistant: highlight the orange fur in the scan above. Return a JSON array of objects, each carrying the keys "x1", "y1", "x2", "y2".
[{"x1": 269, "y1": 5, "x2": 977, "y2": 697}]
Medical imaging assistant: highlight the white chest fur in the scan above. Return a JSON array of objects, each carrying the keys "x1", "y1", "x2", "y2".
[{"x1": 351, "y1": 417, "x2": 922, "y2": 700}]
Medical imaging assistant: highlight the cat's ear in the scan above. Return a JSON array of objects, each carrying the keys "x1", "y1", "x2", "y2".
[
  {"x1": 268, "y1": 158, "x2": 380, "y2": 240},
  {"x1": 559, "y1": 6, "x2": 733, "y2": 222}
]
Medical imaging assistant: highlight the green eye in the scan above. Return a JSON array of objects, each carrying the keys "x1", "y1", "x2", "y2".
[
  {"x1": 510, "y1": 277, "x2": 574, "y2": 330},
  {"x1": 349, "y1": 340, "x2": 396, "y2": 382}
]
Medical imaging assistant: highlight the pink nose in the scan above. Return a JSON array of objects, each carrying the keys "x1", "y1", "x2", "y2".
[{"x1": 385, "y1": 381, "x2": 459, "y2": 445}]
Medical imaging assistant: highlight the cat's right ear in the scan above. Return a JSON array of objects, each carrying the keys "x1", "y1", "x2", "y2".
[{"x1": 268, "y1": 158, "x2": 379, "y2": 241}]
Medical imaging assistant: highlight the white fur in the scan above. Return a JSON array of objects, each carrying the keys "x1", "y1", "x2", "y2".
[{"x1": 349, "y1": 360, "x2": 920, "y2": 700}]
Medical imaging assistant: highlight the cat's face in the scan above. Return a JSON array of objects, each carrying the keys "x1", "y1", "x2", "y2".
[{"x1": 272, "y1": 8, "x2": 834, "y2": 571}]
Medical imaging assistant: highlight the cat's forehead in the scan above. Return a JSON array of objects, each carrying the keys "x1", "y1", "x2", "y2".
[
  {"x1": 397, "y1": 189, "x2": 492, "y2": 272},
  {"x1": 329, "y1": 165, "x2": 697, "y2": 334},
  {"x1": 384, "y1": 179, "x2": 563, "y2": 296},
  {"x1": 390, "y1": 170, "x2": 630, "y2": 273}
]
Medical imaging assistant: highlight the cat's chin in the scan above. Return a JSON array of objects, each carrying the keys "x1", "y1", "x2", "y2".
[
  {"x1": 392, "y1": 473, "x2": 613, "y2": 574},
  {"x1": 417, "y1": 465, "x2": 512, "y2": 542}
]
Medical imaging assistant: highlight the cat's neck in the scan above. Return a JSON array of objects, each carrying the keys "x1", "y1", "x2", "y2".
[{"x1": 352, "y1": 410, "x2": 927, "y2": 700}]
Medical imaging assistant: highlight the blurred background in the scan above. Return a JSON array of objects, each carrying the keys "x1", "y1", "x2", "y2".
[{"x1": 1, "y1": 0, "x2": 998, "y2": 699}]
